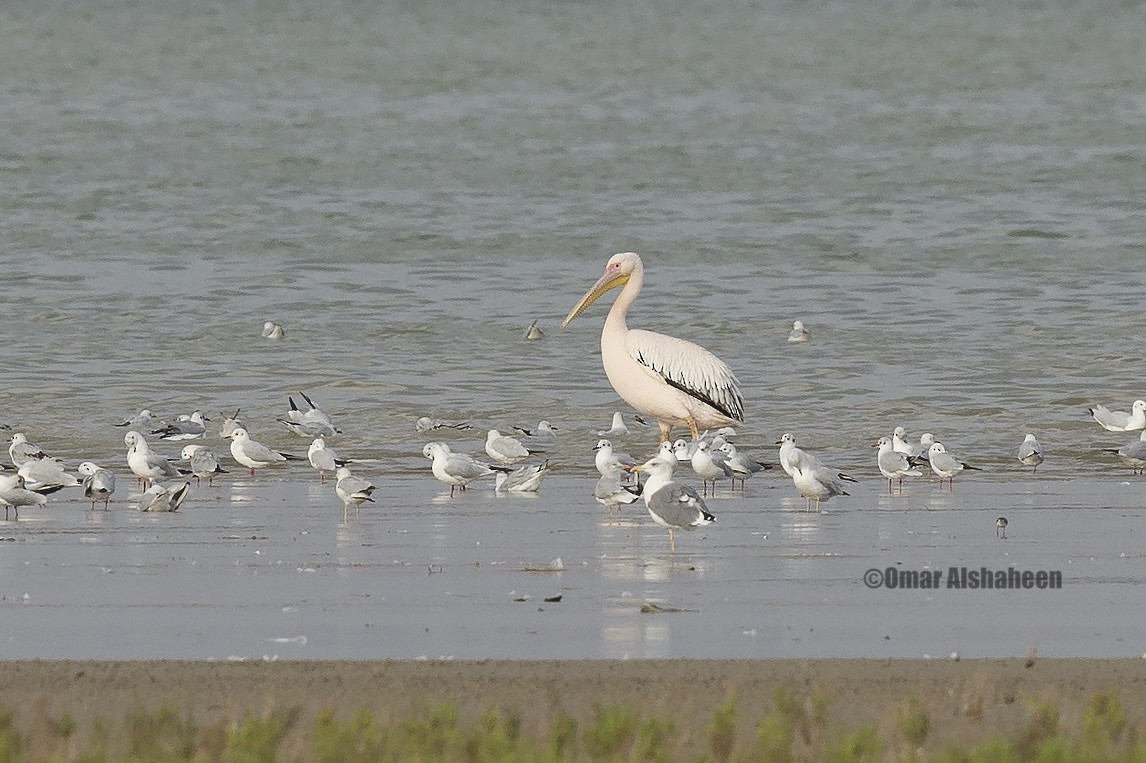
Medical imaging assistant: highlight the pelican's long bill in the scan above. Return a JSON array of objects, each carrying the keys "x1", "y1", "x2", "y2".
[{"x1": 561, "y1": 269, "x2": 630, "y2": 327}]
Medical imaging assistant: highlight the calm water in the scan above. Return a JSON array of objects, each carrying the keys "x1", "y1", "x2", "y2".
[{"x1": 0, "y1": 0, "x2": 1144, "y2": 659}]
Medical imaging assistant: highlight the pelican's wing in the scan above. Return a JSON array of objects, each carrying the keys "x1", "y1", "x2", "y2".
[{"x1": 626, "y1": 329, "x2": 744, "y2": 422}]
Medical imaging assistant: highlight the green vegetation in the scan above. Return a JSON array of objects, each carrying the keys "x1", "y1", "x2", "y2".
[{"x1": 2, "y1": 690, "x2": 1146, "y2": 762}]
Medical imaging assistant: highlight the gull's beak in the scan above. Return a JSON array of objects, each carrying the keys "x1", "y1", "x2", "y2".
[
  {"x1": 871, "y1": 441, "x2": 881, "y2": 448},
  {"x1": 561, "y1": 270, "x2": 630, "y2": 327},
  {"x1": 630, "y1": 464, "x2": 646, "y2": 473}
]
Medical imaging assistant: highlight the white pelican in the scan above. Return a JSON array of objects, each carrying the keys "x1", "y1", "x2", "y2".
[
  {"x1": 562, "y1": 252, "x2": 744, "y2": 443},
  {"x1": 1017, "y1": 433, "x2": 1044, "y2": 473},
  {"x1": 927, "y1": 442, "x2": 981, "y2": 489}
]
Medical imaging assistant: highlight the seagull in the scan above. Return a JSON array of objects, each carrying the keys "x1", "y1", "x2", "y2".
[
  {"x1": 776, "y1": 432, "x2": 804, "y2": 476},
  {"x1": 672, "y1": 438, "x2": 699, "y2": 463},
  {"x1": 78, "y1": 462, "x2": 117, "y2": 509},
  {"x1": 0, "y1": 474, "x2": 47, "y2": 520},
  {"x1": 593, "y1": 439, "x2": 636, "y2": 477},
  {"x1": 790, "y1": 453, "x2": 855, "y2": 512},
  {"x1": 114, "y1": 409, "x2": 159, "y2": 429},
  {"x1": 334, "y1": 467, "x2": 376, "y2": 521},
  {"x1": 139, "y1": 481, "x2": 191, "y2": 512},
  {"x1": 996, "y1": 517, "x2": 1008, "y2": 538},
  {"x1": 787, "y1": 320, "x2": 810, "y2": 343},
  {"x1": 18, "y1": 458, "x2": 80, "y2": 493},
  {"x1": 1017, "y1": 433, "x2": 1044, "y2": 473},
  {"x1": 152, "y1": 410, "x2": 209, "y2": 441},
  {"x1": 484, "y1": 429, "x2": 534, "y2": 465},
  {"x1": 690, "y1": 440, "x2": 733, "y2": 496},
  {"x1": 597, "y1": 412, "x2": 631, "y2": 438},
  {"x1": 594, "y1": 464, "x2": 642, "y2": 517},
  {"x1": 562, "y1": 252, "x2": 744, "y2": 443},
  {"x1": 1088, "y1": 400, "x2": 1146, "y2": 432},
  {"x1": 218, "y1": 409, "x2": 245, "y2": 439},
  {"x1": 891, "y1": 427, "x2": 914, "y2": 456},
  {"x1": 874, "y1": 436, "x2": 923, "y2": 493},
  {"x1": 227, "y1": 427, "x2": 300, "y2": 476},
  {"x1": 720, "y1": 442, "x2": 770, "y2": 491},
  {"x1": 513, "y1": 420, "x2": 559, "y2": 441},
  {"x1": 281, "y1": 392, "x2": 339, "y2": 438},
  {"x1": 124, "y1": 431, "x2": 187, "y2": 488},
  {"x1": 927, "y1": 442, "x2": 982, "y2": 489},
  {"x1": 1102, "y1": 431, "x2": 1146, "y2": 475},
  {"x1": 494, "y1": 461, "x2": 551, "y2": 494},
  {"x1": 414, "y1": 417, "x2": 472, "y2": 433},
  {"x1": 422, "y1": 442, "x2": 499, "y2": 497},
  {"x1": 630, "y1": 456, "x2": 715, "y2": 553},
  {"x1": 307, "y1": 438, "x2": 346, "y2": 482},
  {"x1": 8, "y1": 433, "x2": 46, "y2": 467},
  {"x1": 180, "y1": 445, "x2": 226, "y2": 486},
  {"x1": 262, "y1": 321, "x2": 285, "y2": 339}
]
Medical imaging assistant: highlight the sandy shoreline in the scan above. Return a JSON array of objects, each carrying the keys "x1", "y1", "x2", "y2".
[{"x1": 5, "y1": 659, "x2": 1146, "y2": 758}]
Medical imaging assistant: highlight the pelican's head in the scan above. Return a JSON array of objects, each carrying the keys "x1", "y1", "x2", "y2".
[{"x1": 561, "y1": 252, "x2": 641, "y2": 328}]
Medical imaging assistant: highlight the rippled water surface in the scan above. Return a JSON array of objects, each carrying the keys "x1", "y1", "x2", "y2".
[{"x1": 1, "y1": 0, "x2": 1144, "y2": 659}]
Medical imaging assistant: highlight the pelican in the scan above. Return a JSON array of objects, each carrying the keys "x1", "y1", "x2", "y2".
[{"x1": 562, "y1": 252, "x2": 744, "y2": 443}]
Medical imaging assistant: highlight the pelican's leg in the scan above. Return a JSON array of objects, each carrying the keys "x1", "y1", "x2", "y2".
[
  {"x1": 687, "y1": 419, "x2": 700, "y2": 440},
  {"x1": 669, "y1": 528, "x2": 676, "y2": 553},
  {"x1": 658, "y1": 421, "x2": 673, "y2": 445}
]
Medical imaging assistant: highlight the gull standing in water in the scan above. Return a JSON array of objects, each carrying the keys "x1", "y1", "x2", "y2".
[
  {"x1": 0, "y1": 474, "x2": 46, "y2": 519},
  {"x1": 927, "y1": 442, "x2": 981, "y2": 489},
  {"x1": 594, "y1": 464, "x2": 641, "y2": 517},
  {"x1": 494, "y1": 461, "x2": 551, "y2": 494},
  {"x1": 262, "y1": 321, "x2": 285, "y2": 339},
  {"x1": 139, "y1": 481, "x2": 191, "y2": 512},
  {"x1": 787, "y1": 320, "x2": 810, "y2": 343},
  {"x1": 593, "y1": 439, "x2": 636, "y2": 477},
  {"x1": 1017, "y1": 433, "x2": 1044, "y2": 473},
  {"x1": 562, "y1": 252, "x2": 744, "y2": 443},
  {"x1": 1102, "y1": 431, "x2": 1146, "y2": 475},
  {"x1": 891, "y1": 427, "x2": 914, "y2": 456},
  {"x1": 423, "y1": 442, "x2": 499, "y2": 497},
  {"x1": 630, "y1": 456, "x2": 715, "y2": 553},
  {"x1": 78, "y1": 462, "x2": 117, "y2": 509},
  {"x1": 180, "y1": 445, "x2": 226, "y2": 486},
  {"x1": 124, "y1": 431, "x2": 187, "y2": 488},
  {"x1": 874, "y1": 436, "x2": 923, "y2": 494},
  {"x1": 720, "y1": 441, "x2": 769, "y2": 491},
  {"x1": 484, "y1": 429, "x2": 534, "y2": 465},
  {"x1": 307, "y1": 437, "x2": 345, "y2": 482},
  {"x1": 335, "y1": 467, "x2": 376, "y2": 521},
  {"x1": 227, "y1": 427, "x2": 300, "y2": 476},
  {"x1": 1089, "y1": 400, "x2": 1146, "y2": 432},
  {"x1": 689, "y1": 440, "x2": 733, "y2": 496}
]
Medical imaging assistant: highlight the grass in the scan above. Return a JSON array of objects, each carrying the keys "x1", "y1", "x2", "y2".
[{"x1": 2, "y1": 690, "x2": 1146, "y2": 762}]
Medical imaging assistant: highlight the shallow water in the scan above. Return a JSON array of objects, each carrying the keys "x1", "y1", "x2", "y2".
[{"x1": 0, "y1": 0, "x2": 1144, "y2": 658}]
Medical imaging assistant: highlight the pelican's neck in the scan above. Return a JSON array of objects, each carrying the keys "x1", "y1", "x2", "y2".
[{"x1": 603, "y1": 262, "x2": 643, "y2": 338}]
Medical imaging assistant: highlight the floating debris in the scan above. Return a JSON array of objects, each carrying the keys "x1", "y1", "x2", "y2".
[
  {"x1": 543, "y1": 594, "x2": 563, "y2": 603},
  {"x1": 640, "y1": 601, "x2": 697, "y2": 614},
  {"x1": 524, "y1": 320, "x2": 544, "y2": 340},
  {"x1": 519, "y1": 557, "x2": 564, "y2": 573}
]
